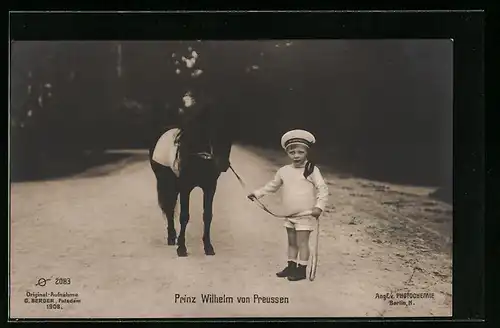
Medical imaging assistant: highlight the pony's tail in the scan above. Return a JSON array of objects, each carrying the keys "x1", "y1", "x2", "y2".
[
  {"x1": 152, "y1": 162, "x2": 177, "y2": 217},
  {"x1": 156, "y1": 180, "x2": 170, "y2": 216}
]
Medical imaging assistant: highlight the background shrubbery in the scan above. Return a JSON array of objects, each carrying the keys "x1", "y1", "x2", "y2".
[{"x1": 10, "y1": 40, "x2": 452, "y2": 201}]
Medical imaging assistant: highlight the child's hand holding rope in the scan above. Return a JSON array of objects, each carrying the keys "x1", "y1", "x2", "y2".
[
  {"x1": 247, "y1": 193, "x2": 257, "y2": 201},
  {"x1": 311, "y1": 207, "x2": 322, "y2": 219}
]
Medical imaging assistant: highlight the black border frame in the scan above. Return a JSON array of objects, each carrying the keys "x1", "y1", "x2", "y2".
[{"x1": 7, "y1": 10, "x2": 485, "y2": 324}]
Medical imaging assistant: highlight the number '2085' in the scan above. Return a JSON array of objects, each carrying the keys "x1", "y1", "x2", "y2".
[{"x1": 55, "y1": 278, "x2": 71, "y2": 285}]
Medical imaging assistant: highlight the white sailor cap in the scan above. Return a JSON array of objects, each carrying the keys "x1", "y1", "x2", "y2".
[{"x1": 281, "y1": 129, "x2": 316, "y2": 150}]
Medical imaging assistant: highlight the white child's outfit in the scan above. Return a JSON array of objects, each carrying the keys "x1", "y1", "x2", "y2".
[
  {"x1": 253, "y1": 162, "x2": 329, "y2": 231},
  {"x1": 252, "y1": 129, "x2": 329, "y2": 281}
]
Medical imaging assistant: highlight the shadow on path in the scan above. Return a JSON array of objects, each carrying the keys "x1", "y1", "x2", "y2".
[{"x1": 10, "y1": 149, "x2": 150, "y2": 183}]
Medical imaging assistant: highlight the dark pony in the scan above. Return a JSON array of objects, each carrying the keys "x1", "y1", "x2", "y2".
[{"x1": 148, "y1": 105, "x2": 233, "y2": 257}]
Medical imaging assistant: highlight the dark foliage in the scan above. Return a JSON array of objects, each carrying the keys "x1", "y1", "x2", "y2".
[{"x1": 10, "y1": 40, "x2": 452, "y2": 198}]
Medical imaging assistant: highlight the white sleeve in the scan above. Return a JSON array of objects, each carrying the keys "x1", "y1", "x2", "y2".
[
  {"x1": 311, "y1": 167, "x2": 329, "y2": 211},
  {"x1": 253, "y1": 169, "x2": 283, "y2": 198}
]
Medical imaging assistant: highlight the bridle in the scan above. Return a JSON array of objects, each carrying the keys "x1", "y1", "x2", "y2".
[
  {"x1": 175, "y1": 129, "x2": 215, "y2": 162},
  {"x1": 194, "y1": 142, "x2": 214, "y2": 160}
]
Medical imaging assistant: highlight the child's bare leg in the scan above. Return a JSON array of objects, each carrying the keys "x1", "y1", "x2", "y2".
[
  {"x1": 277, "y1": 227, "x2": 298, "y2": 278},
  {"x1": 287, "y1": 229, "x2": 311, "y2": 281},
  {"x1": 286, "y1": 227, "x2": 298, "y2": 261},
  {"x1": 297, "y1": 230, "x2": 311, "y2": 265}
]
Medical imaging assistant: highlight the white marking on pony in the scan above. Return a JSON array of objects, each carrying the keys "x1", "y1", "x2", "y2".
[
  {"x1": 27, "y1": 110, "x2": 32, "y2": 117},
  {"x1": 152, "y1": 128, "x2": 181, "y2": 177}
]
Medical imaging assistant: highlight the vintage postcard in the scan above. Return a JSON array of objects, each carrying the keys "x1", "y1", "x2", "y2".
[{"x1": 9, "y1": 37, "x2": 454, "y2": 319}]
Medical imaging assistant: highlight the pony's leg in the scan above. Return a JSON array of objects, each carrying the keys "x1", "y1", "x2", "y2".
[
  {"x1": 202, "y1": 184, "x2": 217, "y2": 256},
  {"x1": 176, "y1": 187, "x2": 191, "y2": 257}
]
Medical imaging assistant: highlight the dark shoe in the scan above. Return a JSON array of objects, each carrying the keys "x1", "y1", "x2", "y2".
[
  {"x1": 276, "y1": 261, "x2": 296, "y2": 278},
  {"x1": 288, "y1": 264, "x2": 307, "y2": 281}
]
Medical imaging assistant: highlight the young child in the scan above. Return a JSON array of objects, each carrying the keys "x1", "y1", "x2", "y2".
[{"x1": 247, "y1": 129, "x2": 329, "y2": 281}]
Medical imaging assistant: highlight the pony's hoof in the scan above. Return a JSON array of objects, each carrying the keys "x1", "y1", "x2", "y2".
[
  {"x1": 167, "y1": 237, "x2": 176, "y2": 246},
  {"x1": 204, "y1": 245, "x2": 215, "y2": 256},
  {"x1": 177, "y1": 247, "x2": 188, "y2": 257}
]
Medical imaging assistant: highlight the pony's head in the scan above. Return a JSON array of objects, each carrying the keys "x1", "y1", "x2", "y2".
[{"x1": 175, "y1": 104, "x2": 233, "y2": 176}]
